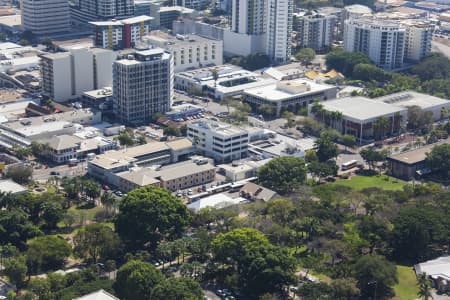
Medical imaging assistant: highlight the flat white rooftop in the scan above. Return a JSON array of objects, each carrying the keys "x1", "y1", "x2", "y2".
[
  {"x1": 0, "y1": 179, "x2": 27, "y2": 194},
  {"x1": 189, "y1": 120, "x2": 248, "y2": 136},
  {"x1": 376, "y1": 91, "x2": 450, "y2": 109},
  {"x1": 244, "y1": 79, "x2": 335, "y2": 102},
  {"x1": 321, "y1": 97, "x2": 406, "y2": 122}
]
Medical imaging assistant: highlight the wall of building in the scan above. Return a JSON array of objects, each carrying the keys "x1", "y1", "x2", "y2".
[
  {"x1": 52, "y1": 56, "x2": 73, "y2": 101},
  {"x1": 72, "y1": 48, "x2": 95, "y2": 96},
  {"x1": 94, "y1": 51, "x2": 117, "y2": 88}
]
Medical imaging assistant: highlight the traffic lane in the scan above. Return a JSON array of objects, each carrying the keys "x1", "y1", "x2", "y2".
[{"x1": 33, "y1": 161, "x2": 88, "y2": 180}]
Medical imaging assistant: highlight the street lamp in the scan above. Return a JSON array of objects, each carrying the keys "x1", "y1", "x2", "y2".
[{"x1": 368, "y1": 281, "x2": 378, "y2": 300}]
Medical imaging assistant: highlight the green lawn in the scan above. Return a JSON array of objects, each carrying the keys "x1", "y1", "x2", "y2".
[
  {"x1": 393, "y1": 265, "x2": 419, "y2": 300},
  {"x1": 332, "y1": 175, "x2": 407, "y2": 191}
]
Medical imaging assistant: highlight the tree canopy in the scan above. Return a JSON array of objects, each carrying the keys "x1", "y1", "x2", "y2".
[
  {"x1": 354, "y1": 255, "x2": 398, "y2": 299},
  {"x1": 258, "y1": 156, "x2": 307, "y2": 194},
  {"x1": 115, "y1": 186, "x2": 190, "y2": 249},
  {"x1": 211, "y1": 228, "x2": 296, "y2": 296},
  {"x1": 295, "y1": 48, "x2": 316, "y2": 64},
  {"x1": 152, "y1": 278, "x2": 203, "y2": 300},
  {"x1": 426, "y1": 143, "x2": 450, "y2": 180},
  {"x1": 114, "y1": 260, "x2": 165, "y2": 300},
  {"x1": 325, "y1": 50, "x2": 371, "y2": 77},
  {"x1": 391, "y1": 206, "x2": 449, "y2": 261},
  {"x1": 74, "y1": 223, "x2": 121, "y2": 263},
  {"x1": 26, "y1": 235, "x2": 72, "y2": 273}
]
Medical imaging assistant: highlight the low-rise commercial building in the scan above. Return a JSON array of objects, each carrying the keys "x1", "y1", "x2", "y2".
[
  {"x1": 43, "y1": 134, "x2": 117, "y2": 164},
  {"x1": 0, "y1": 109, "x2": 101, "y2": 146},
  {"x1": 174, "y1": 64, "x2": 275, "y2": 100},
  {"x1": 239, "y1": 182, "x2": 279, "y2": 202},
  {"x1": 218, "y1": 158, "x2": 271, "y2": 182},
  {"x1": 187, "y1": 120, "x2": 249, "y2": 163},
  {"x1": 81, "y1": 88, "x2": 113, "y2": 111},
  {"x1": 187, "y1": 193, "x2": 246, "y2": 213},
  {"x1": 414, "y1": 256, "x2": 450, "y2": 294},
  {"x1": 116, "y1": 158, "x2": 215, "y2": 192},
  {"x1": 311, "y1": 97, "x2": 407, "y2": 144},
  {"x1": 244, "y1": 79, "x2": 337, "y2": 117},
  {"x1": 376, "y1": 91, "x2": 450, "y2": 121},
  {"x1": 87, "y1": 138, "x2": 194, "y2": 185},
  {"x1": 144, "y1": 31, "x2": 223, "y2": 72},
  {"x1": 387, "y1": 142, "x2": 447, "y2": 180}
]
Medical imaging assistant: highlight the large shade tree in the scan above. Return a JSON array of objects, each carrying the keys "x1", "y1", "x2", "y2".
[
  {"x1": 115, "y1": 186, "x2": 190, "y2": 249},
  {"x1": 258, "y1": 156, "x2": 307, "y2": 194},
  {"x1": 211, "y1": 228, "x2": 296, "y2": 296}
]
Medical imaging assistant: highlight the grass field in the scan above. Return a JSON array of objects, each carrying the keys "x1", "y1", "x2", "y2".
[
  {"x1": 393, "y1": 265, "x2": 419, "y2": 300},
  {"x1": 332, "y1": 175, "x2": 407, "y2": 191}
]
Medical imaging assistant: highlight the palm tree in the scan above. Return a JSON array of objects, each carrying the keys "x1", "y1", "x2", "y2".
[
  {"x1": 220, "y1": 97, "x2": 233, "y2": 114},
  {"x1": 440, "y1": 107, "x2": 448, "y2": 120},
  {"x1": 310, "y1": 102, "x2": 324, "y2": 121},
  {"x1": 417, "y1": 273, "x2": 433, "y2": 300},
  {"x1": 374, "y1": 116, "x2": 389, "y2": 140},
  {"x1": 393, "y1": 112, "x2": 403, "y2": 134},
  {"x1": 100, "y1": 192, "x2": 116, "y2": 215},
  {"x1": 212, "y1": 68, "x2": 219, "y2": 87}
]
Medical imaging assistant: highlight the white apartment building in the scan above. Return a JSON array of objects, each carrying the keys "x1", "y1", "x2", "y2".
[
  {"x1": 229, "y1": 0, "x2": 292, "y2": 63},
  {"x1": 113, "y1": 48, "x2": 173, "y2": 125},
  {"x1": 90, "y1": 16, "x2": 153, "y2": 50},
  {"x1": 187, "y1": 120, "x2": 249, "y2": 163},
  {"x1": 296, "y1": 13, "x2": 336, "y2": 51},
  {"x1": 344, "y1": 17, "x2": 406, "y2": 70},
  {"x1": 21, "y1": 0, "x2": 70, "y2": 35},
  {"x1": 40, "y1": 48, "x2": 116, "y2": 102},
  {"x1": 231, "y1": 0, "x2": 266, "y2": 35},
  {"x1": 266, "y1": 0, "x2": 293, "y2": 63},
  {"x1": 144, "y1": 31, "x2": 223, "y2": 72},
  {"x1": 402, "y1": 20, "x2": 434, "y2": 62}
]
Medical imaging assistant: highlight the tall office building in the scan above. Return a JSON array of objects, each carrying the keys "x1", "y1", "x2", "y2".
[
  {"x1": 344, "y1": 17, "x2": 405, "y2": 70},
  {"x1": 296, "y1": 13, "x2": 336, "y2": 51},
  {"x1": 266, "y1": 0, "x2": 293, "y2": 62},
  {"x1": 231, "y1": 0, "x2": 266, "y2": 35},
  {"x1": 21, "y1": 0, "x2": 70, "y2": 35},
  {"x1": 41, "y1": 48, "x2": 116, "y2": 102},
  {"x1": 71, "y1": 0, "x2": 134, "y2": 24},
  {"x1": 113, "y1": 49, "x2": 173, "y2": 125},
  {"x1": 402, "y1": 20, "x2": 434, "y2": 62}
]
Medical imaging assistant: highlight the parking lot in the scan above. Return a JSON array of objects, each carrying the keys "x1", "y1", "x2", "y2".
[{"x1": 173, "y1": 91, "x2": 233, "y2": 116}]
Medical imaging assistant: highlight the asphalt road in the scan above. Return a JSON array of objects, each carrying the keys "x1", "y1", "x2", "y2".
[{"x1": 33, "y1": 161, "x2": 88, "y2": 181}]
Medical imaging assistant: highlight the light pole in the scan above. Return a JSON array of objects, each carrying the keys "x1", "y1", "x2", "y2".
[{"x1": 368, "y1": 281, "x2": 378, "y2": 300}]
